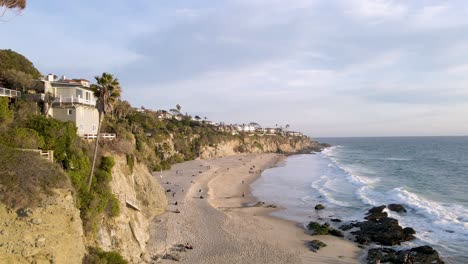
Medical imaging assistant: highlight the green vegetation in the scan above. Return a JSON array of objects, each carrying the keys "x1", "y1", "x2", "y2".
[
  {"x1": 306, "y1": 221, "x2": 330, "y2": 235},
  {"x1": 306, "y1": 222, "x2": 343, "y2": 237},
  {"x1": 0, "y1": 111, "x2": 120, "y2": 234},
  {"x1": 0, "y1": 97, "x2": 13, "y2": 127},
  {"x1": 84, "y1": 247, "x2": 128, "y2": 264},
  {"x1": 0, "y1": 49, "x2": 40, "y2": 90}
]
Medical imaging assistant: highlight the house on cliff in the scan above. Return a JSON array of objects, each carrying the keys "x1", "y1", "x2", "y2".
[{"x1": 34, "y1": 74, "x2": 99, "y2": 136}]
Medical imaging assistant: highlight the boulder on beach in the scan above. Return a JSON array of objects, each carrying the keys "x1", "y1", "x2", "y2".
[
  {"x1": 314, "y1": 204, "x2": 325, "y2": 210},
  {"x1": 306, "y1": 221, "x2": 329, "y2": 235},
  {"x1": 329, "y1": 228, "x2": 344, "y2": 237},
  {"x1": 388, "y1": 203, "x2": 407, "y2": 213},
  {"x1": 366, "y1": 246, "x2": 445, "y2": 264},
  {"x1": 307, "y1": 240, "x2": 327, "y2": 252}
]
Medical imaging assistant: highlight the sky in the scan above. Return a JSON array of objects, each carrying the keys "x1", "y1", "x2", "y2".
[{"x1": 1, "y1": 0, "x2": 468, "y2": 137}]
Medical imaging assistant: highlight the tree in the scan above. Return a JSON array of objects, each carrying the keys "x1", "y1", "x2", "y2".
[
  {"x1": 0, "y1": 0, "x2": 26, "y2": 16},
  {"x1": 1, "y1": 68, "x2": 36, "y2": 91},
  {"x1": 176, "y1": 104, "x2": 181, "y2": 112},
  {"x1": 87, "y1": 73, "x2": 121, "y2": 192},
  {"x1": 194, "y1": 115, "x2": 201, "y2": 121},
  {"x1": 113, "y1": 100, "x2": 132, "y2": 120}
]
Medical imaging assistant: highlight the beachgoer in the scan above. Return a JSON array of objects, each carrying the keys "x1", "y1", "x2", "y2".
[
  {"x1": 242, "y1": 192, "x2": 245, "y2": 198},
  {"x1": 242, "y1": 180, "x2": 244, "y2": 184},
  {"x1": 376, "y1": 258, "x2": 380, "y2": 264},
  {"x1": 185, "y1": 243, "x2": 193, "y2": 250},
  {"x1": 175, "y1": 209, "x2": 180, "y2": 213},
  {"x1": 174, "y1": 201, "x2": 178, "y2": 205},
  {"x1": 172, "y1": 192, "x2": 176, "y2": 197}
]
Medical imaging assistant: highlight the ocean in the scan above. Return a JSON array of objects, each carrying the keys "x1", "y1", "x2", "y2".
[{"x1": 251, "y1": 137, "x2": 468, "y2": 263}]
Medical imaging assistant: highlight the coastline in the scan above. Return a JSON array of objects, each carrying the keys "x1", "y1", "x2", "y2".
[{"x1": 147, "y1": 153, "x2": 361, "y2": 263}]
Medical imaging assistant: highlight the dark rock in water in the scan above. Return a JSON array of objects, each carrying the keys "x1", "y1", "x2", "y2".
[
  {"x1": 307, "y1": 240, "x2": 327, "y2": 251},
  {"x1": 366, "y1": 246, "x2": 445, "y2": 264},
  {"x1": 339, "y1": 223, "x2": 357, "y2": 231},
  {"x1": 368, "y1": 205, "x2": 386, "y2": 214},
  {"x1": 315, "y1": 204, "x2": 325, "y2": 210},
  {"x1": 329, "y1": 228, "x2": 344, "y2": 237},
  {"x1": 388, "y1": 203, "x2": 407, "y2": 213},
  {"x1": 365, "y1": 211, "x2": 388, "y2": 221},
  {"x1": 403, "y1": 227, "x2": 416, "y2": 235},
  {"x1": 353, "y1": 217, "x2": 415, "y2": 246},
  {"x1": 330, "y1": 218, "x2": 342, "y2": 222}
]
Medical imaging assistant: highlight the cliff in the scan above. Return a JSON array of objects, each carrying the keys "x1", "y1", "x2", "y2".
[
  {"x1": 0, "y1": 146, "x2": 86, "y2": 263},
  {"x1": 200, "y1": 134, "x2": 322, "y2": 159},
  {"x1": 95, "y1": 154, "x2": 167, "y2": 263}
]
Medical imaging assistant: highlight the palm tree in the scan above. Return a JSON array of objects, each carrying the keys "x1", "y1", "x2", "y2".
[
  {"x1": 1, "y1": 0, "x2": 26, "y2": 16},
  {"x1": 87, "y1": 73, "x2": 121, "y2": 191}
]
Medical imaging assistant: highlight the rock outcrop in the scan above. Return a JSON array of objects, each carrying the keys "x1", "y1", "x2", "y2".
[
  {"x1": 0, "y1": 189, "x2": 86, "y2": 263},
  {"x1": 367, "y1": 246, "x2": 445, "y2": 264},
  {"x1": 353, "y1": 206, "x2": 415, "y2": 246},
  {"x1": 388, "y1": 203, "x2": 407, "y2": 213},
  {"x1": 200, "y1": 136, "x2": 322, "y2": 159}
]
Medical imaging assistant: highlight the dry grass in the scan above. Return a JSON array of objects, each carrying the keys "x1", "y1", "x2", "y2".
[{"x1": 0, "y1": 144, "x2": 69, "y2": 209}]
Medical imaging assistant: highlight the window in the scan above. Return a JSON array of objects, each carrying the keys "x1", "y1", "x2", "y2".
[
  {"x1": 67, "y1": 109, "x2": 73, "y2": 115},
  {"x1": 76, "y1": 89, "x2": 83, "y2": 98}
]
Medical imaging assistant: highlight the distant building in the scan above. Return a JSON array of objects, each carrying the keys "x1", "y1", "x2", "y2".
[{"x1": 40, "y1": 74, "x2": 99, "y2": 136}]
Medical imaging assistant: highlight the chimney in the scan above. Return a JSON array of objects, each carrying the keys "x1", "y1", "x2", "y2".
[
  {"x1": 61, "y1": 75, "x2": 67, "y2": 81},
  {"x1": 47, "y1": 74, "x2": 55, "y2": 82}
]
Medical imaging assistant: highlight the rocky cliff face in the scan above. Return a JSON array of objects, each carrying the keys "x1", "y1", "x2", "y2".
[
  {"x1": 0, "y1": 189, "x2": 86, "y2": 264},
  {"x1": 200, "y1": 135, "x2": 322, "y2": 159},
  {"x1": 96, "y1": 154, "x2": 167, "y2": 263}
]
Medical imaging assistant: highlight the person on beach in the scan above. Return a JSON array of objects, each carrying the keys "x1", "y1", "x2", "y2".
[
  {"x1": 242, "y1": 191, "x2": 245, "y2": 198},
  {"x1": 242, "y1": 180, "x2": 244, "y2": 184},
  {"x1": 172, "y1": 192, "x2": 176, "y2": 198},
  {"x1": 375, "y1": 258, "x2": 380, "y2": 264}
]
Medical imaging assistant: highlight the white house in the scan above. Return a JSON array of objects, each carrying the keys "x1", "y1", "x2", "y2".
[{"x1": 42, "y1": 74, "x2": 99, "y2": 136}]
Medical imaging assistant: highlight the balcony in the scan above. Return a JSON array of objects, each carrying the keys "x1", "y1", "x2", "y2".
[
  {"x1": 0, "y1": 87, "x2": 21, "y2": 98},
  {"x1": 53, "y1": 95, "x2": 96, "y2": 106}
]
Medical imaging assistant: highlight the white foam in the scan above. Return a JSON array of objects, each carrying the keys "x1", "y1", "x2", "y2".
[{"x1": 389, "y1": 188, "x2": 468, "y2": 235}]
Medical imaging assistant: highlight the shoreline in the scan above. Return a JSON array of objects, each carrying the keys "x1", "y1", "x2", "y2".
[{"x1": 148, "y1": 153, "x2": 361, "y2": 263}]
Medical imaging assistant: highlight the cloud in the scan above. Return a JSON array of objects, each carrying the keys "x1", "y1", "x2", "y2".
[
  {"x1": 2, "y1": 0, "x2": 468, "y2": 136},
  {"x1": 342, "y1": 0, "x2": 408, "y2": 21}
]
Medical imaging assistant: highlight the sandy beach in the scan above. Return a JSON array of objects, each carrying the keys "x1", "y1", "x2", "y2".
[{"x1": 148, "y1": 153, "x2": 362, "y2": 264}]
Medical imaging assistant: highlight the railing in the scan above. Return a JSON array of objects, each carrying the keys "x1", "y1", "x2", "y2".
[
  {"x1": 18, "y1": 149, "x2": 54, "y2": 163},
  {"x1": 114, "y1": 192, "x2": 140, "y2": 211},
  {"x1": 53, "y1": 95, "x2": 96, "y2": 106},
  {"x1": 83, "y1": 133, "x2": 116, "y2": 140},
  {"x1": 0, "y1": 87, "x2": 21, "y2": 98}
]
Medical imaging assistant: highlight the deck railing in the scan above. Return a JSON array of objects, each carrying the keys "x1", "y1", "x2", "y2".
[
  {"x1": 18, "y1": 149, "x2": 54, "y2": 163},
  {"x1": 0, "y1": 87, "x2": 21, "y2": 98},
  {"x1": 53, "y1": 95, "x2": 96, "y2": 106},
  {"x1": 83, "y1": 133, "x2": 116, "y2": 140}
]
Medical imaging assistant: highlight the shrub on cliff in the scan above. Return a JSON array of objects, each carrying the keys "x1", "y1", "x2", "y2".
[{"x1": 84, "y1": 247, "x2": 128, "y2": 264}]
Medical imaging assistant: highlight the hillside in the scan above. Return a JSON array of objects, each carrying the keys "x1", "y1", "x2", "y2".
[{"x1": 0, "y1": 50, "x2": 324, "y2": 263}]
